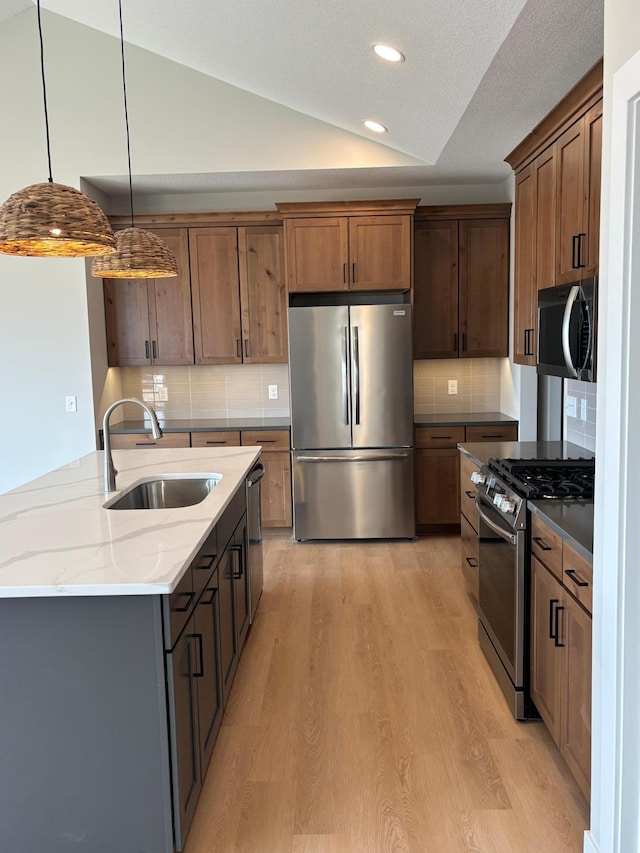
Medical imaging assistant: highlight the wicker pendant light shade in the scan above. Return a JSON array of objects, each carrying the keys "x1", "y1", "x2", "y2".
[
  {"x1": 0, "y1": 182, "x2": 116, "y2": 257},
  {"x1": 91, "y1": 227, "x2": 178, "y2": 278}
]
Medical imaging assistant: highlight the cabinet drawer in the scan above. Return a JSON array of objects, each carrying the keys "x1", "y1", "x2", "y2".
[
  {"x1": 109, "y1": 432, "x2": 191, "y2": 449},
  {"x1": 465, "y1": 423, "x2": 518, "y2": 442},
  {"x1": 191, "y1": 431, "x2": 241, "y2": 447},
  {"x1": 563, "y1": 542, "x2": 593, "y2": 615},
  {"x1": 163, "y1": 567, "x2": 194, "y2": 650},
  {"x1": 460, "y1": 452, "x2": 480, "y2": 528},
  {"x1": 415, "y1": 426, "x2": 465, "y2": 448},
  {"x1": 531, "y1": 514, "x2": 563, "y2": 580},
  {"x1": 460, "y1": 513, "x2": 479, "y2": 599},
  {"x1": 241, "y1": 429, "x2": 290, "y2": 450}
]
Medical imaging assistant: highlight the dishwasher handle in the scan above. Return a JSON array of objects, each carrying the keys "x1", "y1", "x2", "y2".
[{"x1": 247, "y1": 463, "x2": 265, "y2": 487}]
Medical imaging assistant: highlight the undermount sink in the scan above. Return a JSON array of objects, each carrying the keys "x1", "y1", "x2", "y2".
[{"x1": 105, "y1": 475, "x2": 222, "y2": 510}]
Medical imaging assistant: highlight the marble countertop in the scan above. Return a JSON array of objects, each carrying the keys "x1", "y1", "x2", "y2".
[
  {"x1": 109, "y1": 417, "x2": 290, "y2": 433},
  {"x1": 414, "y1": 411, "x2": 518, "y2": 427},
  {"x1": 528, "y1": 500, "x2": 593, "y2": 559},
  {"x1": 0, "y1": 447, "x2": 260, "y2": 598}
]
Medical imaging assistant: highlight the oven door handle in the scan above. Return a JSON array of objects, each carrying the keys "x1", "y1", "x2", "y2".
[{"x1": 475, "y1": 498, "x2": 517, "y2": 546}]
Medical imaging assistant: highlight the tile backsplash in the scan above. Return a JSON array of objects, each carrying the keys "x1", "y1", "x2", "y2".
[
  {"x1": 414, "y1": 359, "x2": 503, "y2": 414},
  {"x1": 565, "y1": 379, "x2": 597, "y2": 452},
  {"x1": 119, "y1": 364, "x2": 290, "y2": 421}
]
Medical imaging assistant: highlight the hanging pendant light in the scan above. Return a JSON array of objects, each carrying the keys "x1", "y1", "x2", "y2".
[
  {"x1": 0, "y1": 1, "x2": 115, "y2": 258},
  {"x1": 92, "y1": 0, "x2": 177, "y2": 279}
]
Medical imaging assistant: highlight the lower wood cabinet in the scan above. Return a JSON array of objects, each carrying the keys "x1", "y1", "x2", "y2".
[
  {"x1": 460, "y1": 513, "x2": 479, "y2": 598},
  {"x1": 241, "y1": 430, "x2": 292, "y2": 527},
  {"x1": 530, "y1": 549, "x2": 592, "y2": 801}
]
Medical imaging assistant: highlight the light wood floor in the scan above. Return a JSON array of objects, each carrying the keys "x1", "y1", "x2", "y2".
[{"x1": 185, "y1": 534, "x2": 589, "y2": 853}]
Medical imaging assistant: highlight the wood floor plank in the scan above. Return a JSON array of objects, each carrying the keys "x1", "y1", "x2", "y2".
[{"x1": 184, "y1": 534, "x2": 589, "y2": 853}]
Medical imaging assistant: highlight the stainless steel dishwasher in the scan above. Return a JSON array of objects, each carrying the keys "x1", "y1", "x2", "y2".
[{"x1": 246, "y1": 462, "x2": 265, "y2": 622}]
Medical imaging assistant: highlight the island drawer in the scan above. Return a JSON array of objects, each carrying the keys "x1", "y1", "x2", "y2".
[{"x1": 191, "y1": 431, "x2": 241, "y2": 447}]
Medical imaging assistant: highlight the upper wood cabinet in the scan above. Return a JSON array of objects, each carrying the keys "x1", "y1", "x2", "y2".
[
  {"x1": 413, "y1": 206, "x2": 510, "y2": 359},
  {"x1": 104, "y1": 228, "x2": 194, "y2": 367},
  {"x1": 277, "y1": 199, "x2": 417, "y2": 293},
  {"x1": 507, "y1": 60, "x2": 602, "y2": 366}
]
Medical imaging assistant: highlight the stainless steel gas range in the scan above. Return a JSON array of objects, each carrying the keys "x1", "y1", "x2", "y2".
[{"x1": 472, "y1": 455, "x2": 595, "y2": 719}]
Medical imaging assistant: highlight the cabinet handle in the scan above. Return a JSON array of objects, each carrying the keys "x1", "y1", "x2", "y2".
[
  {"x1": 236, "y1": 339, "x2": 241, "y2": 357},
  {"x1": 259, "y1": 439, "x2": 276, "y2": 444},
  {"x1": 172, "y1": 592, "x2": 194, "y2": 613},
  {"x1": 152, "y1": 340, "x2": 157, "y2": 359},
  {"x1": 565, "y1": 568, "x2": 589, "y2": 587},
  {"x1": 553, "y1": 605, "x2": 565, "y2": 648},
  {"x1": 195, "y1": 555, "x2": 216, "y2": 572},
  {"x1": 145, "y1": 340, "x2": 150, "y2": 359},
  {"x1": 189, "y1": 633, "x2": 204, "y2": 677},
  {"x1": 524, "y1": 328, "x2": 535, "y2": 356},
  {"x1": 465, "y1": 556, "x2": 478, "y2": 568},
  {"x1": 462, "y1": 332, "x2": 466, "y2": 351},
  {"x1": 231, "y1": 545, "x2": 243, "y2": 580},
  {"x1": 135, "y1": 441, "x2": 157, "y2": 446},
  {"x1": 200, "y1": 587, "x2": 217, "y2": 606},
  {"x1": 549, "y1": 598, "x2": 560, "y2": 639},
  {"x1": 244, "y1": 339, "x2": 250, "y2": 357},
  {"x1": 343, "y1": 263, "x2": 347, "y2": 284},
  {"x1": 533, "y1": 536, "x2": 552, "y2": 551},
  {"x1": 205, "y1": 440, "x2": 227, "y2": 445},
  {"x1": 480, "y1": 434, "x2": 504, "y2": 439},
  {"x1": 572, "y1": 235, "x2": 580, "y2": 269},
  {"x1": 577, "y1": 233, "x2": 586, "y2": 268},
  {"x1": 431, "y1": 435, "x2": 451, "y2": 440},
  {"x1": 352, "y1": 261, "x2": 356, "y2": 283},
  {"x1": 465, "y1": 490, "x2": 475, "y2": 499},
  {"x1": 453, "y1": 332, "x2": 458, "y2": 352}
]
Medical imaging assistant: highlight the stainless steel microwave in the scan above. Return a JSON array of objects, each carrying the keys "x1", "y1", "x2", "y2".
[{"x1": 537, "y1": 278, "x2": 596, "y2": 382}]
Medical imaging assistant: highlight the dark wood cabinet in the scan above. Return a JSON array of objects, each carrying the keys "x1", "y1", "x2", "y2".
[
  {"x1": 218, "y1": 543, "x2": 238, "y2": 706},
  {"x1": 104, "y1": 227, "x2": 193, "y2": 367},
  {"x1": 231, "y1": 515, "x2": 250, "y2": 656},
  {"x1": 279, "y1": 200, "x2": 416, "y2": 293},
  {"x1": 413, "y1": 207, "x2": 510, "y2": 359},
  {"x1": 529, "y1": 514, "x2": 592, "y2": 802},
  {"x1": 507, "y1": 60, "x2": 602, "y2": 365},
  {"x1": 194, "y1": 580, "x2": 224, "y2": 776}
]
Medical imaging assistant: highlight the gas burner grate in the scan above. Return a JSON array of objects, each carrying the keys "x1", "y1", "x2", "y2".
[{"x1": 487, "y1": 457, "x2": 595, "y2": 500}]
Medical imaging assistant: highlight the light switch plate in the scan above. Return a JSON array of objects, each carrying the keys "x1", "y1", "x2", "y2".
[
  {"x1": 566, "y1": 395, "x2": 577, "y2": 418},
  {"x1": 65, "y1": 395, "x2": 77, "y2": 413}
]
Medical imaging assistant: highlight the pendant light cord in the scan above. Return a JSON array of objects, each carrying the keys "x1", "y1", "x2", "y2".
[
  {"x1": 118, "y1": 0, "x2": 135, "y2": 227},
  {"x1": 37, "y1": 0, "x2": 53, "y2": 183}
]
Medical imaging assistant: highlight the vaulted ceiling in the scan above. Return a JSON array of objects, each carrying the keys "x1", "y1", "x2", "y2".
[{"x1": 2, "y1": 0, "x2": 603, "y2": 195}]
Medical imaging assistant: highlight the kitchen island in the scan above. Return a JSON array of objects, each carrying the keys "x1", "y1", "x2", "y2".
[{"x1": 0, "y1": 446, "x2": 260, "y2": 853}]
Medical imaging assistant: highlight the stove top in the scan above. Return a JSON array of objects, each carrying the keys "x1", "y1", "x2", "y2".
[{"x1": 487, "y1": 456, "x2": 595, "y2": 500}]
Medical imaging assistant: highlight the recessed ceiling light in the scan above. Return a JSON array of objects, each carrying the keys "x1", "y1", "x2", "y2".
[
  {"x1": 372, "y1": 43, "x2": 405, "y2": 63},
  {"x1": 364, "y1": 120, "x2": 388, "y2": 134}
]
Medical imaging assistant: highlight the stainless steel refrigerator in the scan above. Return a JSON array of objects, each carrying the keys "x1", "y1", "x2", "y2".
[{"x1": 289, "y1": 303, "x2": 414, "y2": 540}]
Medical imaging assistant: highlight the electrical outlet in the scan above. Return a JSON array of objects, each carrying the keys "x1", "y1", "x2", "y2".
[
  {"x1": 447, "y1": 379, "x2": 458, "y2": 395},
  {"x1": 566, "y1": 395, "x2": 577, "y2": 418},
  {"x1": 65, "y1": 395, "x2": 77, "y2": 413},
  {"x1": 155, "y1": 385, "x2": 168, "y2": 402},
  {"x1": 268, "y1": 384, "x2": 278, "y2": 400},
  {"x1": 580, "y1": 398, "x2": 587, "y2": 421}
]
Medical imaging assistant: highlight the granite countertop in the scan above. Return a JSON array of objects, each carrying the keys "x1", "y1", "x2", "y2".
[
  {"x1": 458, "y1": 440, "x2": 595, "y2": 468},
  {"x1": 415, "y1": 411, "x2": 518, "y2": 428},
  {"x1": 110, "y1": 417, "x2": 291, "y2": 434},
  {"x1": 0, "y1": 446, "x2": 260, "y2": 598},
  {"x1": 528, "y1": 500, "x2": 593, "y2": 559}
]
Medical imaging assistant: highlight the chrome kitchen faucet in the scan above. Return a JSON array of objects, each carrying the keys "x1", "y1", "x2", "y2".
[{"x1": 102, "y1": 398, "x2": 163, "y2": 493}]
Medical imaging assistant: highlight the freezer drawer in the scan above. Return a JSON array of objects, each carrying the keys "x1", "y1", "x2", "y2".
[{"x1": 292, "y1": 449, "x2": 414, "y2": 540}]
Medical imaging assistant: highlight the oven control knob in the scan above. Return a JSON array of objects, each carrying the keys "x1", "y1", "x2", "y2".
[
  {"x1": 494, "y1": 494, "x2": 504, "y2": 508},
  {"x1": 502, "y1": 498, "x2": 516, "y2": 514},
  {"x1": 470, "y1": 471, "x2": 486, "y2": 485}
]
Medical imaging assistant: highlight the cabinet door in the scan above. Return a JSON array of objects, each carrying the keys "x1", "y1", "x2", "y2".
[
  {"x1": 194, "y1": 582, "x2": 223, "y2": 776},
  {"x1": 349, "y1": 215, "x2": 411, "y2": 291},
  {"x1": 415, "y1": 448, "x2": 460, "y2": 526},
  {"x1": 147, "y1": 228, "x2": 194, "y2": 365},
  {"x1": 190, "y1": 227, "x2": 242, "y2": 364},
  {"x1": 285, "y1": 217, "x2": 349, "y2": 292},
  {"x1": 555, "y1": 120, "x2": 586, "y2": 284},
  {"x1": 459, "y1": 218, "x2": 509, "y2": 357},
  {"x1": 231, "y1": 517, "x2": 250, "y2": 655},
  {"x1": 530, "y1": 557, "x2": 563, "y2": 743},
  {"x1": 103, "y1": 279, "x2": 151, "y2": 366},
  {"x1": 261, "y1": 451, "x2": 292, "y2": 527},
  {"x1": 166, "y1": 621, "x2": 202, "y2": 849},
  {"x1": 534, "y1": 147, "x2": 557, "y2": 293},
  {"x1": 513, "y1": 165, "x2": 536, "y2": 365},
  {"x1": 583, "y1": 102, "x2": 602, "y2": 277},
  {"x1": 460, "y1": 513, "x2": 479, "y2": 599},
  {"x1": 218, "y1": 546, "x2": 238, "y2": 705},
  {"x1": 238, "y1": 225, "x2": 287, "y2": 363},
  {"x1": 560, "y1": 592, "x2": 592, "y2": 801},
  {"x1": 413, "y1": 220, "x2": 459, "y2": 358}
]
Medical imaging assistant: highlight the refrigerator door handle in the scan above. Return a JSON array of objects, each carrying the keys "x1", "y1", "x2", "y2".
[
  {"x1": 352, "y1": 325, "x2": 360, "y2": 425},
  {"x1": 297, "y1": 453, "x2": 410, "y2": 463},
  {"x1": 341, "y1": 326, "x2": 349, "y2": 425}
]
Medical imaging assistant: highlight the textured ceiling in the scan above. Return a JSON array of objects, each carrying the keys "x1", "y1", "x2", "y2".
[{"x1": 3, "y1": 0, "x2": 604, "y2": 196}]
